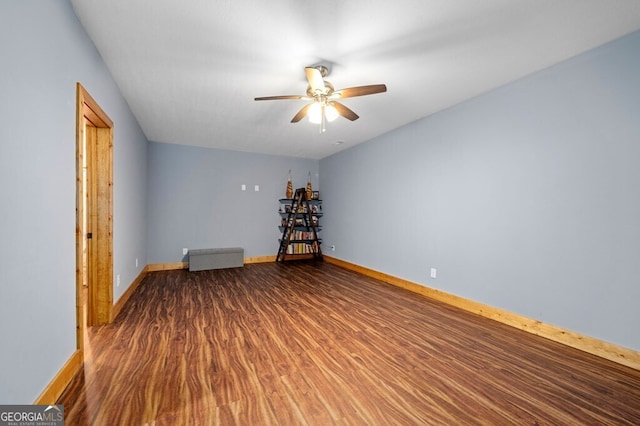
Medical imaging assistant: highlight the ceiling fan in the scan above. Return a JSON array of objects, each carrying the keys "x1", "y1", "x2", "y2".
[{"x1": 255, "y1": 66, "x2": 387, "y2": 132}]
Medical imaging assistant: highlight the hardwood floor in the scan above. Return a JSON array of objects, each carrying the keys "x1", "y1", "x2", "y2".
[{"x1": 58, "y1": 262, "x2": 640, "y2": 425}]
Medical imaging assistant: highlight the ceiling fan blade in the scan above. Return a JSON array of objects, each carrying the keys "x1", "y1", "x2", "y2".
[
  {"x1": 331, "y1": 102, "x2": 359, "y2": 121},
  {"x1": 305, "y1": 67, "x2": 325, "y2": 93},
  {"x1": 254, "y1": 95, "x2": 309, "y2": 101},
  {"x1": 291, "y1": 103, "x2": 313, "y2": 123},
  {"x1": 332, "y1": 84, "x2": 387, "y2": 99}
]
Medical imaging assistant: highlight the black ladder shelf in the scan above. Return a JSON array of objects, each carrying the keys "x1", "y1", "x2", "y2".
[{"x1": 276, "y1": 188, "x2": 323, "y2": 262}]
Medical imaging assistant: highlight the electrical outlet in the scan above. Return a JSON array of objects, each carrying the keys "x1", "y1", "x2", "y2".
[
  {"x1": 254, "y1": 184, "x2": 260, "y2": 192},
  {"x1": 135, "y1": 258, "x2": 139, "y2": 268},
  {"x1": 116, "y1": 274, "x2": 121, "y2": 287},
  {"x1": 430, "y1": 268, "x2": 437, "y2": 279},
  {"x1": 183, "y1": 248, "x2": 188, "y2": 255},
  {"x1": 241, "y1": 184, "x2": 246, "y2": 191}
]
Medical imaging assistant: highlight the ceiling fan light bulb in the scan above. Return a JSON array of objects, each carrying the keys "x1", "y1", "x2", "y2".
[
  {"x1": 308, "y1": 103, "x2": 322, "y2": 124},
  {"x1": 325, "y1": 104, "x2": 339, "y2": 122}
]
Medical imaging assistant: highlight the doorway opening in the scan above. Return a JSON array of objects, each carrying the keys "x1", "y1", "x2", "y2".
[{"x1": 75, "y1": 83, "x2": 113, "y2": 354}]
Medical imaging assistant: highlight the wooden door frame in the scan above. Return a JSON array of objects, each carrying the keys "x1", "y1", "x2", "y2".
[{"x1": 76, "y1": 83, "x2": 114, "y2": 353}]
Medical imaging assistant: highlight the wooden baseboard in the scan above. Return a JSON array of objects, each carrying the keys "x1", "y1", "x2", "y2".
[
  {"x1": 34, "y1": 349, "x2": 82, "y2": 404},
  {"x1": 147, "y1": 262, "x2": 188, "y2": 271},
  {"x1": 113, "y1": 266, "x2": 149, "y2": 320},
  {"x1": 324, "y1": 256, "x2": 640, "y2": 371},
  {"x1": 244, "y1": 255, "x2": 276, "y2": 264}
]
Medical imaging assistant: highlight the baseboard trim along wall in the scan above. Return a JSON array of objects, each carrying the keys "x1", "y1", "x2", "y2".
[
  {"x1": 324, "y1": 256, "x2": 640, "y2": 371},
  {"x1": 112, "y1": 266, "x2": 150, "y2": 320},
  {"x1": 147, "y1": 261, "x2": 189, "y2": 271},
  {"x1": 147, "y1": 256, "x2": 276, "y2": 272},
  {"x1": 34, "y1": 349, "x2": 82, "y2": 404},
  {"x1": 245, "y1": 255, "x2": 276, "y2": 264}
]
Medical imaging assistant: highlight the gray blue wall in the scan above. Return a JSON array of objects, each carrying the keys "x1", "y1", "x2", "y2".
[
  {"x1": 0, "y1": 1, "x2": 148, "y2": 403},
  {"x1": 320, "y1": 31, "x2": 640, "y2": 351},
  {"x1": 147, "y1": 142, "x2": 318, "y2": 263}
]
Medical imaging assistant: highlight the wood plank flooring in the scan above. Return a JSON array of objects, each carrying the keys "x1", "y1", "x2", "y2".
[{"x1": 58, "y1": 262, "x2": 640, "y2": 425}]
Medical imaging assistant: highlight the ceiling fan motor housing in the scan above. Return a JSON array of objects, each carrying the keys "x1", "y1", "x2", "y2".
[{"x1": 307, "y1": 81, "x2": 334, "y2": 99}]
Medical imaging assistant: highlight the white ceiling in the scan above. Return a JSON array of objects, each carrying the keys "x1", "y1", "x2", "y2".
[{"x1": 70, "y1": 0, "x2": 640, "y2": 159}]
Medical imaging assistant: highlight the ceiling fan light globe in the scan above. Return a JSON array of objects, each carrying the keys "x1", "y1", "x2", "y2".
[
  {"x1": 325, "y1": 104, "x2": 339, "y2": 122},
  {"x1": 308, "y1": 103, "x2": 322, "y2": 124}
]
